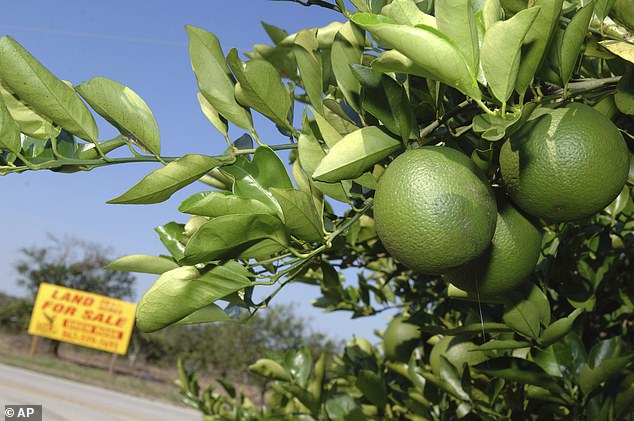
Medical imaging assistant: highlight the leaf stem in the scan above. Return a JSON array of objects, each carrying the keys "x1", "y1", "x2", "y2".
[
  {"x1": 325, "y1": 199, "x2": 374, "y2": 247},
  {"x1": 474, "y1": 99, "x2": 497, "y2": 116},
  {"x1": 250, "y1": 200, "x2": 374, "y2": 306},
  {"x1": 250, "y1": 129, "x2": 265, "y2": 147}
]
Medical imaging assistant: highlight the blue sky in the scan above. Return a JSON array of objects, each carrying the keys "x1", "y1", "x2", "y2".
[{"x1": 0, "y1": 1, "x2": 393, "y2": 342}]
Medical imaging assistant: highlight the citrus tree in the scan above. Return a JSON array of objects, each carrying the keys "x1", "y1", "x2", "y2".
[{"x1": 1, "y1": 0, "x2": 633, "y2": 419}]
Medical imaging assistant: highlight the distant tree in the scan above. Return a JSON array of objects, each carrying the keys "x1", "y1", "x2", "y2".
[
  {"x1": 15, "y1": 235, "x2": 135, "y2": 300},
  {"x1": 129, "y1": 303, "x2": 339, "y2": 379},
  {"x1": 0, "y1": 292, "x2": 31, "y2": 333}
]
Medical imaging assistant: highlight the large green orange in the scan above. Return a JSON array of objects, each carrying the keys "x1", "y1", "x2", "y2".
[
  {"x1": 444, "y1": 200, "x2": 542, "y2": 296},
  {"x1": 500, "y1": 103, "x2": 630, "y2": 222},
  {"x1": 374, "y1": 146, "x2": 497, "y2": 274}
]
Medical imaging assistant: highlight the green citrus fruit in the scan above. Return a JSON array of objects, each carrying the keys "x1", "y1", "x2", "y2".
[
  {"x1": 500, "y1": 103, "x2": 630, "y2": 222},
  {"x1": 374, "y1": 146, "x2": 497, "y2": 274},
  {"x1": 430, "y1": 335, "x2": 487, "y2": 375},
  {"x1": 444, "y1": 200, "x2": 542, "y2": 297},
  {"x1": 383, "y1": 315, "x2": 420, "y2": 362}
]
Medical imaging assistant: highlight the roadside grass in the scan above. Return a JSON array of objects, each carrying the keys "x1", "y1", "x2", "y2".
[{"x1": 0, "y1": 347, "x2": 186, "y2": 406}]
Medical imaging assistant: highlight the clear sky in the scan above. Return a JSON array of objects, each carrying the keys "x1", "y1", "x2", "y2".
[{"x1": 0, "y1": 1, "x2": 393, "y2": 342}]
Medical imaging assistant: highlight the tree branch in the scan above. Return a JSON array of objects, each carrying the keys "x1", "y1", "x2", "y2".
[{"x1": 269, "y1": 0, "x2": 341, "y2": 12}]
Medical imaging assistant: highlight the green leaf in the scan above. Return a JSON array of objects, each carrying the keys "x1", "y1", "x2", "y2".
[
  {"x1": 308, "y1": 352, "x2": 327, "y2": 403},
  {"x1": 615, "y1": 70, "x2": 634, "y2": 114},
  {"x1": 325, "y1": 394, "x2": 365, "y2": 421},
  {"x1": 222, "y1": 147, "x2": 293, "y2": 216},
  {"x1": 155, "y1": 222, "x2": 186, "y2": 261},
  {"x1": 533, "y1": 345, "x2": 565, "y2": 378},
  {"x1": 476, "y1": 340, "x2": 531, "y2": 351},
  {"x1": 356, "y1": 369, "x2": 388, "y2": 407},
  {"x1": 271, "y1": 188, "x2": 324, "y2": 243},
  {"x1": 18, "y1": 135, "x2": 51, "y2": 163},
  {"x1": 439, "y1": 356, "x2": 470, "y2": 401},
  {"x1": 317, "y1": 21, "x2": 345, "y2": 48},
  {"x1": 0, "y1": 36, "x2": 98, "y2": 142},
  {"x1": 298, "y1": 124, "x2": 351, "y2": 202},
  {"x1": 472, "y1": 102, "x2": 538, "y2": 141},
  {"x1": 558, "y1": 1, "x2": 594, "y2": 85},
  {"x1": 226, "y1": 49, "x2": 292, "y2": 130},
  {"x1": 323, "y1": 99, "x2": 360, "y2": 132},
  {"x1": 474, "y1": 357, "x2": 566, "y2": 396},
  {"x1": 105, "y1": 254, "x2": 178, "y2": 274},
  {"x1": 372, "y1": 50, "x2": 433, "y2": 78},
  {"x1": 503, "y1": 284, "x2": 551, "y2": 339},
  {"x1": 251, "y1": 146, "x2": 293, "y2": 187},
  {"x1": 0, "y1": 95, "x2": 20, "y2": 154},
  {"x1": 514, "y1": 0, "x2": 563, "y2": 96},
  {"x1": 262, "y1": 21, "x2": 289, "y2": 45},
  {"x1": 579, "y1": 355, "x2": 633, "y2": 395},
  {"x1": 447, "y1": 283, "x2": 506, "y2": 304},
  {"x1": 482, "y1": 0, "x2": 503, "y2": 31},
  {"x1": 311, "y1": 106, "x2": 343, "y2": 148},
  {"x1": 249, "y1": 359, "x2": 292, "y2": 381},
  {"x1": 419, "y1": 322, "x2": 512, "y2": 335},
  {"x1": 196, "y1": 92, "x2": 228, "y2": 139},
  {"x1": 605, "y1": 185, "x2": 631, "y2": 218},
  {"x1": 331, "y1": 22, "x2": 365, "y2": 112},
  {"x1": 481, "y1": 7, "x2": 540, "y2": 104},
  {"x1": 172, "y1": 303, "x2": 233, "y2": 325},
  {"x1": 294, "y1": 30, "x2": 324, "y2": 113},
  {"x1": 179, "y1": 190, "x2": 277, "y2": 218},
  {"x1": 351, "y1": 13, "x2": 481, "y2": 100},
  {"x1": 312, "y1": 126, "x2": 400, "y2": 182},
  {"x1": 593, "y1": 0, "x2": 616, "y2": 20},
  {"x1": 435, "y1": 0, "x2": 480, "y2": 75},
  {"x1": 352, "y1": 65, "x2": 416, "y2": 141},
  {"x1": 588, "y1": 337, "x2": 624, "y2": 368},
  {"x1": 285, "y1": 347, "x2": 313, "y2": 388},
  {"x1": 540, "y1": 308, "x2": 584, "y2": 347},
  {"x1": 0, "y1": 84, "x2": 60, "y2": 140},
  {"x1": 108, "y1": 154, "x2": 223, "y2": 204},
  {"x1": 182, "y1": 213, "x2": 288, "y2": 264},
  {"x1": 559, "y1": 2, "x2": 594, "y2": 83},
  {"x1": 186, "y1": 26, "x2": 253, "y2": 131},
  {"x1": 380, "y1": 0, "x2": 437, "y2": 27},
  {"x1": 222, "y1": 163, "x2": 282, "y2": 217},
  {"x1": 135, "y1": 262, "x2": 252, "y2": 332},
  {"x1": 76, "y1": 77, "x2": 160, "y2": 155},
  {"x1": 419, "y1": 371, "x2": 470, "y2": 401}
]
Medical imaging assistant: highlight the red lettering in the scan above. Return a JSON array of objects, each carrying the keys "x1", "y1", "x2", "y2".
[{"x1": 82, "y1": 310, "x2": 126, "y2": 327}]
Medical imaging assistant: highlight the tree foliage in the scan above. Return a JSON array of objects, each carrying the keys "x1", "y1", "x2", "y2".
[
  {"x1": 15, "y1": 235, "x2": 136, "y2": 300},
  {"x1": 1, "y1": 0, "x2": 634, "y2": 419},
  {"x1": 134, "y1": 303, "x2": 338, "y2": 380}
]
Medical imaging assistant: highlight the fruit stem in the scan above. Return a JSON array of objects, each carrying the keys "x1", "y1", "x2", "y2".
[{"x1": 419, "y1": 100, "x2": 471, "y2": 138}]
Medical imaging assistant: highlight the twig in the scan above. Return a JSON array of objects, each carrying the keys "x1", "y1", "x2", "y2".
[{"x1": 270, "y1": 0, "x2": 340, "y2": 12}]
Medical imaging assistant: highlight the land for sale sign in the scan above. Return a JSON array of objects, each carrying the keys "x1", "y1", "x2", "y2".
[{"x1": 28, "y1": 283, "x2": 136, "y2": 354}]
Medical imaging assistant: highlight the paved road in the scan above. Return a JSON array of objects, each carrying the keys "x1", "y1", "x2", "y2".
[{"x1": 0, "y1": 363, "x2": 200, "y2": 421}]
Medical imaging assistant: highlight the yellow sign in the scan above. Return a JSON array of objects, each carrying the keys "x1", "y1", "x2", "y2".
[{"x1": 28, "y1": 283, "x2": 136, "y2": 355}]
